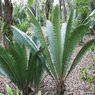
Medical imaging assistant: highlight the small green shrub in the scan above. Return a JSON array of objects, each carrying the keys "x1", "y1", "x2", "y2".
[
  {"x1": 0, "y1": 84, "x2": 20, "y2": 95},
  {"x1": 80, "y1": 65, "x2": 95, "y2": 82},
  {"x1": 80, "y1": 46, "x2": 95, "y2": 82},
  {"x1": 16, "y1": 19, "x2": 29, "y2": 32}
]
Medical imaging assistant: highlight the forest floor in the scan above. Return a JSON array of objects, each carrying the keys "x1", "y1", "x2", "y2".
[{"x1": 0, "y1": 34, "x2": 95, "y2": 95}]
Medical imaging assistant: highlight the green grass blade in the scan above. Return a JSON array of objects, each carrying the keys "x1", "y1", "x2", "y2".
[{"x1": 27, "y1": 8, "x2": 46, "y2": 47}]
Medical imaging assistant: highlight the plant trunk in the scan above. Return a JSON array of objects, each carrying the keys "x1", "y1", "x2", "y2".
[
  {"x1": 45, "y1": 0, "x2": 50, "y2": 19},
  {"x1": 55, "y1": 80, "x2": 65, "y2": 95},
  {"x1": 22, "y1": 87, "x2": 38, "y2": 95},
  {"x1": 2, "y1": 0, "x2": 13, "y2": 48},
  {"x1": 3, "y1": 0, "x2": 13, "y2": 40},
  {"x1": 35, "y1": 0, "x2": 38, "y2": 20},
  {"x1": 59, "y1": 0, "x2": 66, "y2": 22},
  {"x1": 0, "y1": 0, "x2": 3, "y2": 45},
  {"x1": 61, "y1": 0, "x2": 66, "y2": 22},
  {"x1": 0, "y1": 0, "x2": 2, "y2": 17},
  {"x1": 23, "y1": 87, "x2": 32, "y2": 95}
]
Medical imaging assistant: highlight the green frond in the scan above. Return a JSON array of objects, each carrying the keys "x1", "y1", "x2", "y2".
[
  {"x1": 27, "y1": 8, "x2": 46, "y2": 47},
  {"x1": 7, "y1": 43, "x2": 27, "y2": 89},
  {"x1": 27, "y1": 49, "x2": 44, "y2": 85},
  {"x1": 66, "y1": 39, "x2": 95, "y2": 78},
  {"x1": 11, "y1": 26, "x2": 38, "y2": 53},
  {"x1": 62, "y1": 24, "x2": 88, "y2": 78},
  {"x1": 52, "y1": 5, "x2": 62, "y2": 78},
  {"x1": 0, "y1": 47, "x2": 18, "y2": 85},
  {"x1": 60, "y1": 22, "x2": 67, "y2": 78},
  {"x1": 27, "y1": 8, "x2": 57, "y2": 79},
  {"x1": 65, "y1": 10, "x2": 74, "y2": 38},
  {"x1": 46, "y1": 20, "x2": 57, "y2": 76},
  {"x1": 46, "y1": 20, "x2": 54, "y2": 59},
  {"x1": 59, "y1": 11, "x2": 75, "y2": 78}
]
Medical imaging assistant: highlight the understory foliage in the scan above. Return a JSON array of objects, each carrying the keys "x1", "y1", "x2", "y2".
[
  {"x1": 11, "y1": 5, "x2": 95, "y2": 95},
  {"x1": 13, "y1": 4, "x2": 29, "y2": 32},
  {"x1": 0, "y1": 84, "x2": 20, "y2": 95},
  {"x1": 80, "y1": 65, "x2": 95, "y2": 82},
  {"x1": 80, "y1": 46, "x2": 95, "y2": 82}
]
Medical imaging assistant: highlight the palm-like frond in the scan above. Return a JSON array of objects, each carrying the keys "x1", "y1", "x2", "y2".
[
  {"x1": 62, "y1": 24, "x2": 88, "y2": 77},
  {"x1": 7, "y1": 43, "x2": 27, "y2": 89},
  {"x1": 0, "y1": 47, "x2": 18, "y2": 85},
  {"x1": 11, "y1": 26, "x2": 38, "y2": 53},
  {"x1": 27, "y1": 8, "x2": 57, "y2": 79},
  {"x1": 66, "y1": 39, "x2": 95, "y2": 78},
  {"x1": 52, "y1": 5, "x2": 61, "y2": 77},
  {"x1": 46, "y1": 5, "x2": 62, "y2": 79},
  {"x1": 27, "y1": 49, "x2": 44, "y2": 85},
  {"x1": 27, "y1": 8, "x2": 46, "y2": 47}
]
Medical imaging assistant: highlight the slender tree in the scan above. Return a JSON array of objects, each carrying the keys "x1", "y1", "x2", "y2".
[
  {"x1": 0, "y1": 0, "x2": 3, "y2": 43},
  {"x1": 59, "y1": 0, "x2": 67, "y2": 22},
  {"x1": 0, "y1": 0, "x2": 13, "y2": 48},
  {"x1": 45, "y1": 0, "x2": 50, "y2": 19},
  {"x1": 45, "y1": 0, "x2": 53, "y2": 19},
  {"x1": 35, "y1": 0, "x2": 40, "y2": 21},
  {"x1": 0, "y1": 0, "x2": 2, "y2": 17},
  {"x1": 90, "y1": 0, "x2": 95, "y2": 11},
  {"x1": 3, "y1": 0, "x2": 13, "y2": 38}
]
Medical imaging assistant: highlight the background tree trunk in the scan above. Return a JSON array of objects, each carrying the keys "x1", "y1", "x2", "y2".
[
  {"x1": 0, "y1": 0, "x2": 3, "y2": 17},
  {"x1": 45, "y1": 0, "x2": 53, "y2": 20},
  {"x1": 45, "y1": 0, "x2": 50, "y2": 19},
  {"x1": 0, "y1": 0, "x2": 3, "y2": 44},
  {"x1": 59, "y1": 0, "x2": 67, "y2": 22},
  {"x1": 3, "y1": 0, "x2": 13, "y2": 38},
  {"x1": 35, "y1": 0, "x2": 41, "y2": 24},
  {"x1": 2, "y1": 0, "x2": 13, "y2": 48}
]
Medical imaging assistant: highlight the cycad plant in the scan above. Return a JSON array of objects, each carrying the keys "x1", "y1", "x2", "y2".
[
  {"x1": 11, "y1": 5, "x2": 95, "y2": 95},
  {"x1": 0, "y1": 42, "x2": 44, "y2": 95}
]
